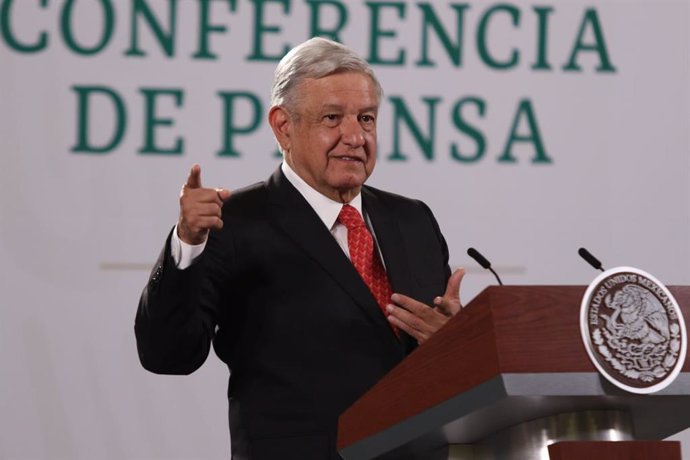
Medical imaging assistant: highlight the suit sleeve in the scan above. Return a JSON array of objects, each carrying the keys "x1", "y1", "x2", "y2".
[{"x1": 134, "y1": 227, "x2": 229, "y2": 375}]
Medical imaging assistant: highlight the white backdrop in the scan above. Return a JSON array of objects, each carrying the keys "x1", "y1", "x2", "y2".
[{"x1": 1, "y1": 0, "x2": 689, "y2": 458}]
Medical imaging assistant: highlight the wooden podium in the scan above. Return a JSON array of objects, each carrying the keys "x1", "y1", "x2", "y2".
[{"x1": 337, "y1": 286, "x2": 690, "y2": 459}]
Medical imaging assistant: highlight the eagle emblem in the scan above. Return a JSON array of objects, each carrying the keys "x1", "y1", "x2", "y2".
[{"x1": 581, "y1": 268, "x2": 686, "y2": 393}]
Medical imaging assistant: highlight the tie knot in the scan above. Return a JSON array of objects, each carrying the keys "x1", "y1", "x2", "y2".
[{"x1": 338, "y1": 204, "x2": 366, "y2": 230}]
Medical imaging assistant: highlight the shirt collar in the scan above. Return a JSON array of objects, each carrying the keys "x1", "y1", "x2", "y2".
[{"x1": 281, "y1": 161, "x2": 362, "y2": 229}]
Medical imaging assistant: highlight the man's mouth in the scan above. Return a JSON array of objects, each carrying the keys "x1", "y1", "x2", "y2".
[{"x1": 332, "y1": 155, "x2": 364, "y2": 162}]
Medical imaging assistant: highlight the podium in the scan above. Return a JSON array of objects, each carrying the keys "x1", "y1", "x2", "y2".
[{"x1": 337, "y1": 286, "x2": 690, "y2": 459}]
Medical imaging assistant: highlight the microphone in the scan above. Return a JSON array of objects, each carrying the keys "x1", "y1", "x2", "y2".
[
  {"x1": 578, "y1": 247, "x2": 605, "y2": 272},
  {"x1": 467, "y1": 247, "x2": 503, "y2": 286}
]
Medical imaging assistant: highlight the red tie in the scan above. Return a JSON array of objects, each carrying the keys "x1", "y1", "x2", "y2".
[{"x1": 338, "y1": 204, "x2": 397, "y2": 334}]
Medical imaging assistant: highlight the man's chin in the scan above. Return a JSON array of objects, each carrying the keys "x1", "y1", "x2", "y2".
[{"x1": 335, "y1": 175, "x2": 368, "y2": 191}]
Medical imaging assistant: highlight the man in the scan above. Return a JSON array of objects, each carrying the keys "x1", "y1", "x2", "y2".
[{"x1": 136, "y1": 37, "x2": 465, "y2": 460}]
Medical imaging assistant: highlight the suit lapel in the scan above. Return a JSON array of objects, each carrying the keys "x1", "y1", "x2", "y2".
[
  {"x1": 361, "y1": 187, "x2": 413, "y2": 295},
  {"x1": 362, "y1": 187, "x2": 418, "y2": 351},
  {"x1": 267, "y1": 169, "x2": 400, "y2": 346}
]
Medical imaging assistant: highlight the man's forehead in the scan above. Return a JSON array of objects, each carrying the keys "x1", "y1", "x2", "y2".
[
  {"x1": 302, "y1": 79, "x2": 379, "y2": 108},
  {"x1": 301, "y1": 73, "x2": 377, "y2": 93},
  {"x1": 318, "y1": 102, "x2": 379, "y2": 113}
]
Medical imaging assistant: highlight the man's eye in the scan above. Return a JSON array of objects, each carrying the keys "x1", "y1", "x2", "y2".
[
  {"x1": 324, "y1": 114, "x2": 340, "y2": 121},
  {"x1": 360, "y1": 115, "x2": 375, "y2": 123}
]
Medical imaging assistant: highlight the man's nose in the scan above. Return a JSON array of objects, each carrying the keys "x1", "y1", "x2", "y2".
[{"x1": 340, "y1": 117, "x2": 365, "y2": 147}]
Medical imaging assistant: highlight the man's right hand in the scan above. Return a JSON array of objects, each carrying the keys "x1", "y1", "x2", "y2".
[{"x1": 177, "y1": 164, "x2": 232, "y2": 245}]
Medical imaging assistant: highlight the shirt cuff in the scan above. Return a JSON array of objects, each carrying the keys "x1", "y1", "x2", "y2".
[{"x1": 171, "y1": 225, "x2": 207, "y2": 269}]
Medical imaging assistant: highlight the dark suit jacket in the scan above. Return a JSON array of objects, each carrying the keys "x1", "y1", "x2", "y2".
[{"x1": 135, "y1": 167, "x2": 451, "y2": 460}]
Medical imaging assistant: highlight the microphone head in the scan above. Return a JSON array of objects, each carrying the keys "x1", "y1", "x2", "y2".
[
  {"x1": 467, "y1": 247, "x2": 491, "y2": 269},
  {"x1": 578, "y1": 247, "x2": 603, "y2": 271}
]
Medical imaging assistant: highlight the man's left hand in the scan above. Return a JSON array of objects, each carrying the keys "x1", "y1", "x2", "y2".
[{"x1": 386, "y1": 268, "x2": 466, "y2": 344}]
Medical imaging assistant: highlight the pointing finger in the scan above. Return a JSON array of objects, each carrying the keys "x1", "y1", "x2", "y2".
[{"x1": 186, "y1": 164, "x2": 202, "y2": 189}]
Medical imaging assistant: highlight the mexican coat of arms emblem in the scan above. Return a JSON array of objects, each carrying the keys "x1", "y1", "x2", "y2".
[{"x1": 580, "y1": 267, "x2": 687, "y2": 393}]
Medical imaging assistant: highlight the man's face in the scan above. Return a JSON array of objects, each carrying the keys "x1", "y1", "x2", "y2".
[{"x1": 282, "y1": 72, "x2": 379, "y2": 203}]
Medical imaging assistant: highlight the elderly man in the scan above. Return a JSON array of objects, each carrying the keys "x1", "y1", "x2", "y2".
[{"x1": 136, "y1": 37, "x2": 464, "y2": 460}]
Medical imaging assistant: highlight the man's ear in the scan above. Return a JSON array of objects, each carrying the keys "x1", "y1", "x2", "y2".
[{"x1": 268, "y1": 106, "x2": 292, "y2": 153}]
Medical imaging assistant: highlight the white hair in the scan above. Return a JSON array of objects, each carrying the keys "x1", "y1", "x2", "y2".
[{"x1": 270, "y1": 37, "x2": 383, "y2": 112}]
